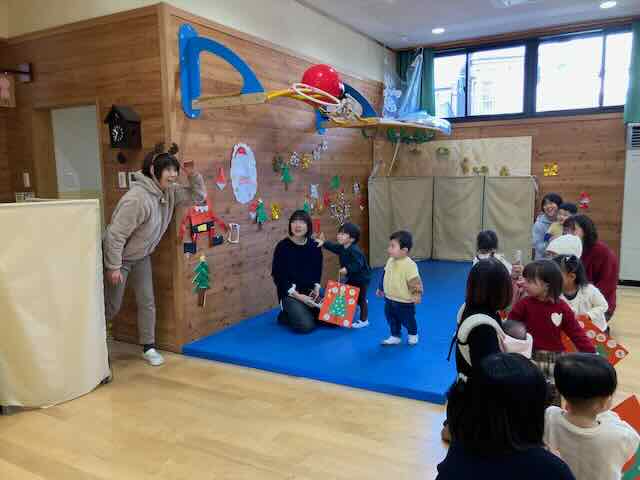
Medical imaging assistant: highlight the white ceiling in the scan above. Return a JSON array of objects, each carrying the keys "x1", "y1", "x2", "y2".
[{"x1": 297, "y1": 0, "x2": 640, "y2": 49}]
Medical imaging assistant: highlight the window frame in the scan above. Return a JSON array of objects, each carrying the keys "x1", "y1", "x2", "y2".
[{"x1": 433, "y1": 25, "x2": 631, "y2": 123}]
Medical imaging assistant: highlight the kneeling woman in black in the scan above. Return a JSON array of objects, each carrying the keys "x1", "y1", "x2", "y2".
[{"x1": 271, "y1": 210, "x2": 323, "y2": 333}]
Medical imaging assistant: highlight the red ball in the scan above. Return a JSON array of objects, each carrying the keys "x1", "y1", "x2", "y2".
[{"x1": 302, "y1": 64, "x2": 344, "y2": 98}]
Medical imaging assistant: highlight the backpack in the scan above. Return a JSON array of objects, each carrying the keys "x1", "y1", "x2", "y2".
[{"x1": 449, "y1": 304, "x2": 533, "y2": 368}]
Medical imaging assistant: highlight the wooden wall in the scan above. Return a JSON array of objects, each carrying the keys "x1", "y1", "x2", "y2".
[
  {"x1": 0, "y1": 41, "x2": 11, "y2": 202},
  {"x1": 376, "y1": 112, "x2": 626, "y2": 257},
  {"x1": 1, "y1": 6, "x2": 185, "y2": 351},
  {"x1": 162, "y1": 6, "x2": 381, "y2": 345}
]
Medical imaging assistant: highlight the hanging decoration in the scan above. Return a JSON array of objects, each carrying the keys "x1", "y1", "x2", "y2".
[
  {"x1": 330, "y1": 190, "x2": 351, "y2": 226},
  {"x1": 289, "y1": 151, "x2": 301, "y2": 168},
  {"x1": 228, "y1": 223, "x2": 240, "y2": 244},
  {"x1": 579, "y1": 192, "x2": 591, "y2": 210},
  {"x1": 281, "y1": 163, "x2": 293, "y2": 191},
  {"x1": 472, "y1": 165, "x2": 489, "y2": 176},
  {"x1": 303, "y1": 198, "x2": 312, "y2": 214},
  {"x1": 499, "y1": 166, "x2": 510, "y2": 177},
  {"x1": 192, "y1": 256, "x2": 210, "y2": 307},
  {"x1": 272, "y1": 154, "x2": 284, "y2": 173},
  {"x1": 231, "y1": 143, "x2": 257, "y2": 204},
  {"x1": 330, "y1": 175, "x2": 341, "y2": 191},
  {"x1": 313, "y1": 218, "x2": 321, "y2": 235},
  {"x1": 248, "y1": 199, "x2": 259, "y2": 220},
  {"x1": 359, "y1": 195, "x2": 367, "y2": 211},
  {"x1": 179, "y1": 198, "x2": 228, "y2": 255},
  {"x1": 543, "y1": 163, "x2": 559, "y2": 177},
  {"x1": 318, "y1": 281, "x2": 360, "y2": 328},
  {"x1": 353, "y1": 180, "x2": 361, "y2": 196},
  {"x1": 255, "y1": 198, "x2": 268, "y2": 229},
  {"x1": 271, "y1": 203, "x2": 281, "y2": 220},
  {"x1": 310, "y1": 184, "x2": 320, "y2": 200},
  {"x1": 323, "y1": 191, "x2": 332, "y2": 209},
  {"x1": 461, "y1": 157, "x2": 471, "y2": 176},
  {"x1": 301, "y1": 153, "x2": 313, "y2": 169},
  {"x1": 215, "y1": 167, "x2": 227, "y2": 190}
]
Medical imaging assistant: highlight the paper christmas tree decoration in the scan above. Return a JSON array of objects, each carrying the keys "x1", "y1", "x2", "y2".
[
  {"x1": 255, "y1": 199, "x2": 268, "y2": 229},
  {"x1": 330, "y1": 175, "x2": 341, "y2": 191},
  {"x1": 215, "y1": 167, "x2": 227, "y2": 190},
  {"x1": 192, "y1": 256, "x2": 210, "y2": 307},
  {"x1": 272, "y1": 154, "x2": 284, "y2": 173},
  {"x1": 303, "y1": 198, "x2": 311, "y2": 214},
  {"x1": 318, "y1": 281, "x2": 360, "y2": 328},
  {"x1": 612, "y1": 396, "x2": 640, "y2": 480},
  {"x1": 561, "y1": 315, "x2": 629, "y2": 366},
  {"x1": 544, "y1": 163, "x2": 559, "y2": 177},
  {"x1": 281, "y1": 164, "x2": 293, "y2": 191}
]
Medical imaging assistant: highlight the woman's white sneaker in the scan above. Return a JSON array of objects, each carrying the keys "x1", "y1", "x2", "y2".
[{"x1": 142, "y1": 348, "x2": 165, "y2": 366}]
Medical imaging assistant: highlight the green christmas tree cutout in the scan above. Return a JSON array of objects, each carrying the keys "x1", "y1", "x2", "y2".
[
  {"x1": 330, "y1": 175, "x2": 340, "y2": 191},
  {"x1": 281, "y1": 164, "x2": 293, "y2": 191},
  {"x1": 329, "y1": 289, "x2": 347, "y2": 318},
  {"x1": 256, "y1": 199, "x2": 268, "y2": 229},
  {"x1": 303, "y1": 198, "x2": 311, "y2": 214},
  {"x1": 192, "y1": 256, "x2": 210, "y2": 307}
]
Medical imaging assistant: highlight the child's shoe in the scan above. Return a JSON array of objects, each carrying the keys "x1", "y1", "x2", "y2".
[
  {"x1": 408, "y1": 335, "x2": 419, "y2": 346},
  {"x1": 381, "y1": 336, "x2": 401, "y2": 346},
  {"x1": 351, "y1": 320, "x2": 369, "y2": 329}
]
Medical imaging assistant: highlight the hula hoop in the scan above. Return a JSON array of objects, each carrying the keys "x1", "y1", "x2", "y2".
[{"x1": 292, "y1": 83, "x2": 340, "y2": 107}]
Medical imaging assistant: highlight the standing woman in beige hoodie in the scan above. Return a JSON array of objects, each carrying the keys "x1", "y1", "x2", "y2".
[{"x1": 103, "y1": 143, "x2": 206, "y2": 366}]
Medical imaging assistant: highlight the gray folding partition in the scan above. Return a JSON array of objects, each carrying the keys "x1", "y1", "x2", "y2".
[
  {"x1": 432, "y1": 177, "x2": 484, "y2": 261},
  {"x1": 482, "y1": 176, "x2": 535, "y2": 263},
  {"x1": 369, "y1": 176, "x2": 535, "y2": 265}
]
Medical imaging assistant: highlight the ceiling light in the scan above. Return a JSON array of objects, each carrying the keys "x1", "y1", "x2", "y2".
[
  {"x1": 600, "y1": 1, "x2": 617, "y2": 9},
  {"x1": 432, "y1": 27, "x2": 445, "y2": 35}
]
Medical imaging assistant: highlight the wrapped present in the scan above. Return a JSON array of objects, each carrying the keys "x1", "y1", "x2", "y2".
[
  {"x1": 318, "y1": 280, "x2": 360, "y2": 328},
  {"x1": 561, "y1": 315, "x2": 629, "y2": 366},
  {"x1": 612, "y1": 396, "x2": 640, "y2": 479}
]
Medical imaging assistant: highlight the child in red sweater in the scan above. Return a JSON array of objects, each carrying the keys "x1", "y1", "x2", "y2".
[{"x1": 509, "y1": 260, "x2": 595, "y2": 403}]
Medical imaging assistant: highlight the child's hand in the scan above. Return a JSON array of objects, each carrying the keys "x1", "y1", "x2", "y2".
[
  {"x1": 315, "y1": 232, "x2": 325, "y2": 247},
  {"x1": 511, "y1": 264, "x2": 523, "y2": 279},
  {"x1": 339, "y1": 267, "x2": 347, "y2": 275},
  {"x1": 376, "y1": 289, "x2": 384, "y2": 298}
]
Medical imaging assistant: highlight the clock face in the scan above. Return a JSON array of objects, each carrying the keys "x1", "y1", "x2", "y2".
[{"x1": 111, "y1": 124, "x2": 125, "y2": 144}]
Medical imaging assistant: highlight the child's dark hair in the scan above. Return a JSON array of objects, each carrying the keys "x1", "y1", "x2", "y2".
[
  {"x1": 523, "y1": 260, "x2": 563, "y2": 302},
  {"x1": 541, "y1": 193, "x2": 563, "y2": 211},
  {"x1": 142, "y1": 142, "x2": 180, "y2": 179},
  {"x1": 558, "y1": 202, "x2": 577, "y2": 215},
  {"x1": 502, "y1": 320, "x2": 527, "y2": 341},
  {"x1": 563, "y1": 214, "x2": 598, "y2": 250},
  {"x1": 464, "y1": 258, "x2": 513, "y2": 315},
  {"x1": 477, "y1": 230, "x2": 498, "y2": 252},
  {"x1": 554, "y1": 353, "x2": 617, "y2": 409},
  {"x1": 339, "y1": 222, "x2": 360, "y2": 244},
  {"x1": 390, "y1": 230, "x2": 413, "y2": 251},
  {"x1": 553, "y1": 255, "x2": 588, "y2": 288},
  {"x1": 288, "y1": 210, "x2": 313, "y2": 238},
  {"x1": 447, "y1": 353, "x2": 548, "y2": 455}
]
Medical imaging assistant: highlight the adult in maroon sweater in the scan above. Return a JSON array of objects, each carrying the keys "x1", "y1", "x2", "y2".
[{"x1": 565, "y1": 215, "x2": 618, "y2": 319}]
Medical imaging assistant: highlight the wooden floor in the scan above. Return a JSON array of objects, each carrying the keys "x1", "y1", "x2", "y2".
[{"x1": 1, "y1": 288, "x2": 639, "y2": 480}]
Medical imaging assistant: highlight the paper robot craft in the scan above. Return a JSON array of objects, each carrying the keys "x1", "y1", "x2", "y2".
[{"x1": 179, "y1": 198, "x2": 228, "y2": 254}]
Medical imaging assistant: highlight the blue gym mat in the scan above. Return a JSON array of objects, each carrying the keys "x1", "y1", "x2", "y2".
[{"x1": 183, "y1": 260, "x2": 471, "y2": 405}]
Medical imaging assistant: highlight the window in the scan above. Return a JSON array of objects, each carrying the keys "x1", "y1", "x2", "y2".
[
  {"x1": 434, "y1": 46, "x2": 526, "y2": 118},
  {"x1": 433, "y1": 26, "x2": 633, "y2": 120},
  {"x1": 537, "y1": 35, "x2": 603, "y2": 112},
  {"x1": 604, "y1": 32, "x2": 633, "y2": 107},
  {"x1": 434, "y1": 54, "x2": 466, "y2": 118}
]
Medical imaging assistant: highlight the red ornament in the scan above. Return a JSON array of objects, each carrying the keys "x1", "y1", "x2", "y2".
[
  {"x1": 215, "y1": 167, "x2": 227, "y2": 191},
  {"x1": 313, "y1": 218, "x2": 321, "y2": 235},
  {"x1": 579, "y1": 192, "x2": 591, "y2": 210},
  {"x1": 302, "y1": 64, "x2": 344, "y2": 98},
  {"x1": 323, "y1": 191, "x2": 332, "y2": 208}
]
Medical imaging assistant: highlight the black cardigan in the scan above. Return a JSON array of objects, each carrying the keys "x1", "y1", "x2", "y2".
[{"x1": 272, "y1": 237, "x2": 323, "y2": 301}]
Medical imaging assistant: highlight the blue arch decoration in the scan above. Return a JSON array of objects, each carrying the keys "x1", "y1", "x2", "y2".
[{"x1": 179, "y1": 24, "x2": 265, "y2": 119}]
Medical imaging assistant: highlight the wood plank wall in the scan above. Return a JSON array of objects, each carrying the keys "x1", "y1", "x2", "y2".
[
  {"x1": 163, "y1": 7, "x2": 382, "y2": 345},
  {"x1": 375, "y1": 112, "x2": 626, "y2": 257},
  {"x1": 0, "y1": 41, "x2": 11, "y2": 202},
  {"x1": 1, "y1": 7, "x2": 184, "y2": 351}
]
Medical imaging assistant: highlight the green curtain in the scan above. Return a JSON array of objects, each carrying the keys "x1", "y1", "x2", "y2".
[
  {"x1": 396, "y1": 48, "x2": 437, "y2": 116},
  {"x1": 625, "y1": 21, "x2": 640, "y2": 123}
]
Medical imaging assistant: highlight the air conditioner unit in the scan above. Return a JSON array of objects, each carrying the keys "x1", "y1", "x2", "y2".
[{"x1": 620, "y1": 122, "x2": 640, "y2": 282}]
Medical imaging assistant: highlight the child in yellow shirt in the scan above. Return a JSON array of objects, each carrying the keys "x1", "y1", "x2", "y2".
[{"x1": 376, "y1": 231, "x2": 423, "y2": 345}]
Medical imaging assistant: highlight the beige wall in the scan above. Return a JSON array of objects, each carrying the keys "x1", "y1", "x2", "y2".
[
  {"x1": 6, "y1": 0, "x2": 385, "y2": 81},
  {"x1": 0, "y1": 0, "x2": 8, "y2": 39}
]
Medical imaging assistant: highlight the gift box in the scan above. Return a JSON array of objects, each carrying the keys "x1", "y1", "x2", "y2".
[
  {"x1": 561, "y1": 314, "x2": 629, "y2": 366},
  {"x1": 612, "y1": 396, "x2": 640, "y2": 479},
  {"x1": 318, "y1": 280, "x2": 360, "y2": 328}
]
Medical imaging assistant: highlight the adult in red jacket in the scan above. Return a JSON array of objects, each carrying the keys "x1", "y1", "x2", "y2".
[{"x1": 564, "y1": 215, "x2": 618, "y2": 320}]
